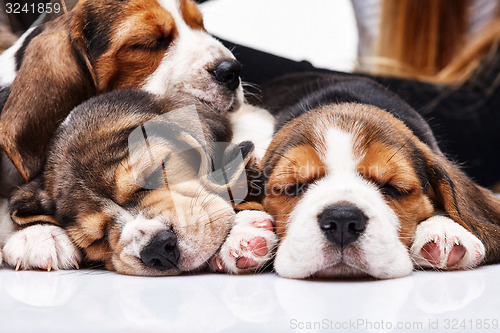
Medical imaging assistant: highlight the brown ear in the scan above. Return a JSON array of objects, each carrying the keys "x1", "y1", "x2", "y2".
[
  {"x1": 425, "y1": 149, "x2": 500, "y2": 264},
  {"x1": 0, "y1": 9, "x2": 96, "y2": 181},
  {"x1": 9, "y1": 177, "x2": 58, "y2": 226}
]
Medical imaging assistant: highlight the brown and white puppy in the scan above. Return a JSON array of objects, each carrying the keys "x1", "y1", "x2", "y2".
[
  {"x1": 252, "y1": 73, "x2": 500, "y2": 279},
  {"x1": 2, "y1": 89, "x2": 277, "y2": 275},
  {"x1": 0, "y1": 0, "x2": 243, "y2": 184}
]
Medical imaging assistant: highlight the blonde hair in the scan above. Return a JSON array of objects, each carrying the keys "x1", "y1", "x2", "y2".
[{"x1": 365, "y1": 0, "x2": 500, "y2": 83}]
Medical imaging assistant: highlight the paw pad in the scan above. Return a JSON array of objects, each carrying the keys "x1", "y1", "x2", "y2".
[
  {"x1": 411, "y1": 216, "x2": 485, "y2": 270},
  {"x1": 210, "y1": 210, "x2": 278, "y2": 274}
]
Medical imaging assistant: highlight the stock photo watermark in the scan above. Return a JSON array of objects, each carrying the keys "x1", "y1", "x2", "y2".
[
  {"x1": 2, "y1": 0, "x2": 77, "y2": 33},
  {"x1": 126, "y1": 104, "x2": 249, "y2": 215},
  {"x1": 289, "y1": 318, "x2": 499, "y2": 331}
]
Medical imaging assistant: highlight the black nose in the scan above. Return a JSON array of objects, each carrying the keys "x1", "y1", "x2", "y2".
[
  {"x1": 140, "y1": 230, "x2": 180, "y2": 271},
  {"x1": 318, "y1": 204, "x2": 367, "y2": 247},
  {"x1": 211, "y1": 60, "x2": 241, "y2": 91}
]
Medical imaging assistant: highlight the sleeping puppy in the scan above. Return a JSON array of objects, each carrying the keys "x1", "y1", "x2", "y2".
[
  {"x1": 251, "y1": 72, "x2": 500, "y2": 279},
  {"x1": 0, "y1": 0, "x2": 246, "y2": 271},
  {"x1": 3, "y1": 89, "x2": 277, "y2": 275},
  {"x1": 0, "y1": 0, "x2": 243, "y2": 185}
]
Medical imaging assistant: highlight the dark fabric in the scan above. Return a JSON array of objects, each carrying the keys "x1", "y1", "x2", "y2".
[
  {"x1": 219, "y1": 38, "x2": 500, "y2": 187},
  {"x1": 3, "y1": 0, "x2": 46, "y2": 33}
]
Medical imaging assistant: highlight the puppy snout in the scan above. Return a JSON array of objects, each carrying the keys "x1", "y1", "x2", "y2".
[
  {"x1": 140, "y1": 230, "x2": 180, "y2": 271},
  {"x1": 318, "y1": 204, "x2": 367, "y2": 247},
  {"x1": 211, "y1": 60, "x2": 242, "y2": 91}
]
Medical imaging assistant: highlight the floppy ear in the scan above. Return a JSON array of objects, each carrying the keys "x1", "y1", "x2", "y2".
[
  {"x1": 425, "y1": 149, "x2": 500, "y2": 264},
  {"x1": 9, "y1": 177, "x2": 58, "y2": 226},
  {"x1": 0, "y1": 8, "x2": 96, "y2": 181}
]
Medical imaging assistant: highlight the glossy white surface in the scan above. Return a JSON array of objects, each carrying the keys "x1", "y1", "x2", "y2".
[
  {"x1": 1, "y1": 266, "x2": 500, "y2": 332},
  {"x1": 201, "y1": 0, "x2": 358, "y2": 72}
]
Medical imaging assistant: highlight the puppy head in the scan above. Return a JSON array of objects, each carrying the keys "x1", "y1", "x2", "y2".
[
  {"x1": 73, "y1": 0, "x2": 243, "y2": 107},
  {"x1": 10, "y1": 92, "x2": 252, "y2": 276},
  {"x1": 0, "y1": 0, "x2": 242, "y2": 181},
  {"x1": 261, "y1": 103, "x2": 499, "y2": 279}
]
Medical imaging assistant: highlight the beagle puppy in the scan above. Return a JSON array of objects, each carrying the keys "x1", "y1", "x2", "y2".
[
  {"x1": 0, "y1": 0, "x2": 243, "y2": 185},
  {"x1": 251, "y1": 73, "x2": 500, "y2": 279},
  {"x1": 3, "y1": 89, "x2": 277, "y2": 275}
]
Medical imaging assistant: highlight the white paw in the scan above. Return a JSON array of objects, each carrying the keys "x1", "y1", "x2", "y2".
[
  {"x1": 410, "y1": 216, "x2": 485, "y2": 270},
  {"x1": 210, "y1": 210, "x2": 278, "y2": 274},
  {"x1": 3, "y1": 225, "x2": 82, "y2": 271}
]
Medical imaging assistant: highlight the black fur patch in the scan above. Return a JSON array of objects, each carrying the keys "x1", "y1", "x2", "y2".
[
  {"x1": 15, "y1": 25, "x2": 43, "y2": 70},
  {"x1": 0, "y1": 86, "x2": 11, "y2": 112},
  {"x1": 259, "y1": 72, "x2": 440, "y2": 151},
  {"x1": 82, "y1": 2, "x2": 125, "y2": 62}
]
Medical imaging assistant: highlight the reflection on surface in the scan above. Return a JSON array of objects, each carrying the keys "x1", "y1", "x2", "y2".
[
  {"x1": 3, "y1": 270, "x2": 81, "y2": 307},
  {"x1": 274, "y1": 276, "x2": 413, "y2": 332},
  {"x1": 0, "y1": 266, "x2": 499, "y2": 332},
  {"x1": 412, "y1": 269, "x2": 485, "y2": 314}
]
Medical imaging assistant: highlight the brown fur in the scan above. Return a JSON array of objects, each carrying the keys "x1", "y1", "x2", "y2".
[
  {"x1": 180, "y1": 0, "x2": 205, "y2": 30},
  {"x1": 0, "y1": 10, "x2": 17, "y2": 53},
  {"x1": 263, "y1": 145, "x2": 326, "y2": 238},
  {"x1": 84, "y1": 0, "x2": 178, "y2": 91}
]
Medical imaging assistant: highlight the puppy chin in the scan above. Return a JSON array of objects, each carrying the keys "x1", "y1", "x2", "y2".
[
  {"x1": 275, "y1": 241, "x2": 414, "y2": 280},
  {"x1": 111, "y1": 255, "x2": 182, "y2": 277},
  {"x1": 312, "y1": 263, "x2": 371, "y2": 279}
]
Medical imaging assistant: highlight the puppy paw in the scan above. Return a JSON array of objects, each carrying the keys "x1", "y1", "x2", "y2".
[
  {"x1": 3, "y1": 225, "x2": 82, "y2": 271},
  {"x1": 209, "y1": 210, "x2": 278, "y2": 274},
  {"x1": 410, "y1": 216, "x2": 485, "y2": 270},
  {"x1": 0, "y1": 248, "x2": 3, "y2": 266}
]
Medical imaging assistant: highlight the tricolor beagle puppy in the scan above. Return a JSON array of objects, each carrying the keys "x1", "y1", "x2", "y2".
[
  {"x1": 251, "y1": 72, "x2": 500, "y2": 279},
  {"x1": 2, "y1": 89, "x2": 277, "y2": 275},
  {"x1": 0, "y1": 0, "x2": 243, "y2": 185}
]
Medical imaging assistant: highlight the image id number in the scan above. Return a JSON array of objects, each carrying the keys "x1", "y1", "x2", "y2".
[{"x1": 5, "y1": 2, "x2": 62, "y2": 15}]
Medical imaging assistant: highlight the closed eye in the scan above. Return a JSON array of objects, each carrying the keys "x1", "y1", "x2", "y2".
[
  {"x1": 274, "y1": 181, "x2": 310, "y2": 198},
  {"x1": 132, "y1": 35, "x2": 172, "y2": 51},
  {"x1": 137, "y1": 165, "x2": 167, "y2": 192},
  {"x1": 379, "y1": 182, "x2": 413, "y2": 199}
]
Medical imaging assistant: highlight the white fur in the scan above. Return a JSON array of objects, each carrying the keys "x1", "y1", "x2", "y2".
[
  {"x1": 0, "y1": 27, "x2": 35, "y2": 86},
  {"x1": 322, "y1": 128, "x2": 360, "y2": 174},
  {"x1": 230, "y1": 104, "x2": 275, "y2": 161},
  {"x1": 274, "y1": 128, "x2": 413, "y2": 279},
  {"x1": 0, "y1": 198, "x2": 15, "y2": 266},
  {"x1": 216, "y1": 210, "x2": 278, "y2": 273},
  {"x1": 2, "y1": 224, "x2": 82, "y2": 270},
  {"x1": 411, "y1": 216, "x2": 485, "y2": 269},
  {"x1": 0, "y1": 197, "x2": 15, "y2": 247},
  {"x1": 119, "y1": 212, "x2": 169, "y2": 262},
  {"x1": 143, "y1": 0, "x2": 243, "y2": 111}
]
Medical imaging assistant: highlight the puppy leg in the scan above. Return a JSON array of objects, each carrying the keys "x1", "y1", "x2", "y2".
[
  {"x1": 3, "y1": 225, "x2": 82, "y2": 271},
  {"x1": 410, "y1": 216, "x2": 485, "y2": 270},
  {"x1": 209, "y1": 210, "x2": 278, "y2": 274},
  {"x1": 230, "y1": 104, "x2": 275, "y2": 162}
]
